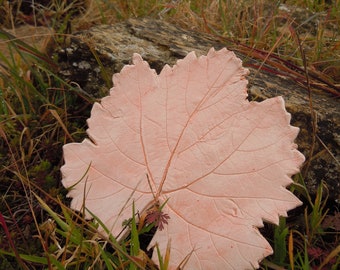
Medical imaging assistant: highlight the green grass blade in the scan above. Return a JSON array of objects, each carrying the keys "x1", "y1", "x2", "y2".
[
  {"x1": 0, "y1": 249, "x2": 48, "y2": 264},
  {"x1": 129, "y1": 202, "x2": 140, "y2": 270}
]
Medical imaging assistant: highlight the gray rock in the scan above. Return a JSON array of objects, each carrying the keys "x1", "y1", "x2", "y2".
[{"x1": 56, "y1": 18, "x2": 340, "y2": 201}]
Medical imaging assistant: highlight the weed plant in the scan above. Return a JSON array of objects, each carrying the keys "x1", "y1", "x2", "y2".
[{"x1": 0, "y1": 0, "x2": 339, "y2": 269}]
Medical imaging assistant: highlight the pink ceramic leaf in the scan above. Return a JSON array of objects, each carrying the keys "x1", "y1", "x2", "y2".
[{"x1": 61, "y1": 48, "x2": 305, "y2": 269}]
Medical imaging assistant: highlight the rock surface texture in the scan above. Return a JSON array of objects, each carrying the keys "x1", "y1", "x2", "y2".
[{"x1": 57, "y1": 18, "x2": 339, "y2": 202}]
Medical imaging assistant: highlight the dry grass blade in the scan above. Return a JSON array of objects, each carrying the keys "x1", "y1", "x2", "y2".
[
  {"x1": 317, "y1": 244, "x2": 340, "y2": 270},
  {"x1": 49, "y1": 109, "x2": 74, "y2": 142},
  {"x1": 0, "y1": 28, "x2": 56, "y2": 68},
  {"x1": 234, "y1": 42, "x2": 340, "y2": 97}
]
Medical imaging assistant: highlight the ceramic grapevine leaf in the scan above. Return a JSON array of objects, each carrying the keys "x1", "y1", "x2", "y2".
[{"x1": 61, "y1": 48, "x2": 305, "y2": 269}]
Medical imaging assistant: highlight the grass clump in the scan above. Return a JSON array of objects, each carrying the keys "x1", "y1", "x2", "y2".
[
  {"x1": 0, "y1": 0, "x2": 339, "y2": 269},
  {"x1": 261, "y1": 176, "x2": 340, "y2": 269}
]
